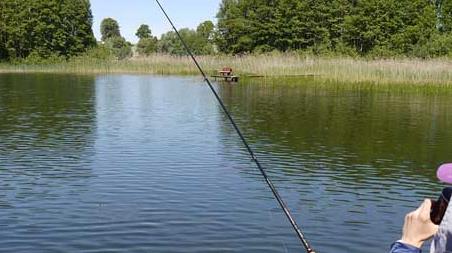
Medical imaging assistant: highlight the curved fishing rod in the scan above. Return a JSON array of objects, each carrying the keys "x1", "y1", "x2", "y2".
[{"x1": 154, "y1": 1, "x2": 316, "y2": 252}]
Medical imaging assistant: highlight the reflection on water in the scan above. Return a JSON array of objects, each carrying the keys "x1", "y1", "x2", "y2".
[
  {"x1": 0, "y1": 74, "x2": 96, "y2": 205},
  {"x1": 218, "y1": 78, "x2": 452, "y2": 252},
  {"x1": 0, "y1": 74, "x2": 451, "y2": 253}
]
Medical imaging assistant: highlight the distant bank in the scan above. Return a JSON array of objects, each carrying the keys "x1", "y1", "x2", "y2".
[{"x1": 1, "y1": 53, "x2": 451, "y2": 85}]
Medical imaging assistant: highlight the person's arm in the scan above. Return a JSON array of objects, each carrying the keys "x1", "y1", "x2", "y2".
[
  {"x1": 389, "y1": 199, "x2": 439, "y2": 253},
  {"x1": 389, "y1": 241, "x2": 421, "y2": 253}
]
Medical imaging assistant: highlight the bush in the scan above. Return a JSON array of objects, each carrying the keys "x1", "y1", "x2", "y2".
[
  {"x1": 253, "y1": 45, "x2": 275, "y2": 54},
  {"x1": 83, "y1": 45, "x2": 112, "y2": 60},
  {"x1": 334, "y1": 41, "x2": 359, "y2": 57},
  {"x1": 413, "y1": 33, "x2": 452, "y2": 58},
  {"x1": 70, "y1": 45, "x2": 113, "y2": 63},
  {"x1": 137, "y1": 37, "x2": 158, "y2": 56},
  {"x1": 367, "y1": 46, "x2": 400, "y2": 59},
  {"x1": 104, "y1": 36, "x2": 132, "y2": 60},
  {"x1": 19, "y1": 51, "x2": 66, "y2": 64}
]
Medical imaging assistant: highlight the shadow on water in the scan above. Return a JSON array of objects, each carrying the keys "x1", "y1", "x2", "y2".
[
  {"x1": 216, "y1": 77, "x2": 452, "y2": 252},
  {"x1": 218, "y1": 77, "x2": 452, "y2": 180}
]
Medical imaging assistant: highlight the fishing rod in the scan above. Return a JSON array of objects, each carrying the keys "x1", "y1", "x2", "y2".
[{"x1": 154, "y1": 1, "x2": 316, "y2": 252}]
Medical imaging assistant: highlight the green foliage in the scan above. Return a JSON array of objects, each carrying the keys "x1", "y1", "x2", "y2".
[
  {"x1": 217, "y1": 0, "x2": 452, "y2": 57},
  {"x1": 0, "y1": 40, "x2": 6, "y2": 61},
  {"x1": 158, "y1": 30, "x2": 189, "y2": 55},
  {"x1": 101, "y1": 18, "x2": 121, "y2": 41},
  {"x1": 135, "y1": 24, "x2": 158, "y2": 56},
  {"x1": 73, "y1": 45, "x2": 113, "y2": 61},
  {"x1": 343, "y1": 0, "x2": 436, "y2": 56},
  {"x1": 104, "y1": 36, "x2": 132, "y2": 60},
  {"x1": 136, "y1": 24, "x2": 152, "y2": 40},
  {"x1": 216, "y1": 0, "x2": 253, "y2": 53},
  {"x1": 0, "y1": 0, "x2": 96, "y2": 61},
  {"x1": 0, "y1": 1, "x2": 7, "y2": 60},
  {"x1": 137, "y1": 38, "x2": 158, "y2": 56},
  {"x1": 2, "y1": 0, "x2": 452, "y2": 62},
  {"x1": 196, "y1": 21, "x2": 215, "y2": 54},
  {"x1": 413, "y1": 32, "x2": 452, "y2": 58},
  {"x1": 20, "y1": 51, "x2": 66, "y2": 65},
  {"x1": 99, "y1": 18, "x2": 131, "y2": 59},
  {"x1": 197, "y1": 21, "x2": 214, "y2": 40},
  {"x1": 442, "y1": 0, "x2": 452, "y2": 32},
  {"x1": 217, "y1": 0, "x2": 352, "y2": 53},
  {"x1": 158, "y1": 21, "x2": 215, "y2": 55}
]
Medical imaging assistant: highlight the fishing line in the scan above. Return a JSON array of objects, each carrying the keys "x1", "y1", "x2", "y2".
[{"x1": 154, "y1": 1, "x2": 315, "y2": 252}]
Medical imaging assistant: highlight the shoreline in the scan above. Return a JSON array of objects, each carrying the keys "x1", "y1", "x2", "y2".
[{"x1": 1, "y1": 54, "x2": 452, "y2": 85}]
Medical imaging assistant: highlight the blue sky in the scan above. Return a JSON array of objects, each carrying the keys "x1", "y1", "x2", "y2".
[{"x1": 91, "y1": 0, "x2": 222, "y2": 43}]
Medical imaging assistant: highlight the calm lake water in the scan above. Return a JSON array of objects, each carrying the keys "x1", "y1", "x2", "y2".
[{"x1": 0, "y1": 74, "x2": 451, "y2": 253}]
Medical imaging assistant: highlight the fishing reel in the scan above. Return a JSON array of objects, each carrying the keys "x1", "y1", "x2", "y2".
[{"x1": 430, "y1": 187, "x2": 452, "y2": 225}]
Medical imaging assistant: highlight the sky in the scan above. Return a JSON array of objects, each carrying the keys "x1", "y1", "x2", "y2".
[{"x1": 91, "y1": 0, "x2": 222, "y2": 43}]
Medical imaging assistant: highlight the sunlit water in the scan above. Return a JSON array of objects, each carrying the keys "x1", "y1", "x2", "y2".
[{"x1": 0, "y1": 74, "x2": 451, "y2": 253}]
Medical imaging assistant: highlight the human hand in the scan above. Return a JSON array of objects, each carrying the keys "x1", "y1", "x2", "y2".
[{"x1": 400, "y1": 199, "x2": 439, "y2": 248}]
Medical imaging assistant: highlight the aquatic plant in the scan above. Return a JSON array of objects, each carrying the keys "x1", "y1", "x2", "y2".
[{"x1": 1, "y1": 53, "x2": 452, "y2": 85}]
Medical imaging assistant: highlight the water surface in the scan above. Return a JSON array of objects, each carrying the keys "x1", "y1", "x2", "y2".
[{"x1": 0, "y1": 74, "x2": 451, "y2": 252}]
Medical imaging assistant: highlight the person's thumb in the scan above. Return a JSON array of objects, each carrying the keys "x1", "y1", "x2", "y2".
[{"x1": 419, "y1": 199, "x2": 433, "y2": 219}]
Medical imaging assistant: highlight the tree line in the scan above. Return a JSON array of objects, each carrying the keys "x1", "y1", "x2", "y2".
[
  {"x1": 99, "y1": 18, "x2": 215, "y2": 59},
  {"x1": 0, "y1": 0, "x2": 214, "y2": 62},
  {"x1": 216, "y1": 0, "x2": 452, "y2": 57},
  {"x1": 1, "y1": 0, "x2": 452, "y2": 62},
  {"x1": 0, "y1": 0, "x2": 96, "y2": 61}
]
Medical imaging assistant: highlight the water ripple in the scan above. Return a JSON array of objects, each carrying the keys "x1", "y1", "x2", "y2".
[{"x1": 0, "y1": 74, "x2": 451, "y2": 253}]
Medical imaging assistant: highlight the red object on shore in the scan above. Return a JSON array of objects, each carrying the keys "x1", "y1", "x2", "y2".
[
  {"x1": 219, "y1": 67, "x2": 233, "y2": 76},
  {"x1": 211, "y1": 67, "x2": 239, "y2": 82}
]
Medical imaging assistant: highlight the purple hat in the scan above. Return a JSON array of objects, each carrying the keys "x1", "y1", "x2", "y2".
[{"x1": 437, "y1": 164, "x2": 452, "y2": 184}]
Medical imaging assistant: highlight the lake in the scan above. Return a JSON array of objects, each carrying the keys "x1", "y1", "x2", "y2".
[{"x1": 0, "y1": 74, "x2": 451, "y2": 253}]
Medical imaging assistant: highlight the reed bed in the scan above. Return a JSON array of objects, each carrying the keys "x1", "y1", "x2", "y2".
[{"x1": 1, "y1": 54, "x2": 452, "y2": 85}]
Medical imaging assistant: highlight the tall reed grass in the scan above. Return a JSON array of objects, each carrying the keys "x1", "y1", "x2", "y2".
[{"x1": 1, "y1": 53, "x2": 451, "y2": 85}]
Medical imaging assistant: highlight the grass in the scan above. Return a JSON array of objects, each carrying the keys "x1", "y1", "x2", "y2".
[{"x1": 1, "y1": 53, "x2": 452, "y2": 85}]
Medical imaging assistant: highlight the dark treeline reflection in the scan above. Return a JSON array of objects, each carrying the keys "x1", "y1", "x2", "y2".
[
  {"x1": 0, "y1": 74, "x2": 96, "y2": 184},
  {"x1": 218, "y1": 78, "x2": 452, "y2": 183}
]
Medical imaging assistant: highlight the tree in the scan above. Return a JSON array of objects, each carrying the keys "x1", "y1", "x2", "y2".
[
  {"x1": 216, "y1": 0, "x2": 351, "y2": 53},
  {"x1": 197, "y1": 21, "x2": 214, "y2": 40},
  {"x1": 58, "y1": 0, "x2": 97, "y2": 56},
  {"x1": 137, "y1": 38, "x2": 158, "y2": 56},
  {"x1": 101, "y1": 18, "x2": 120, "y2": 41},
  {"x1": 442, "y1": 0, "x2": 452, "y2": 32},
  {"x1": 158, "y1": 21, "x2": 215, "y2": 56},
  {"x1": 136, "y1": 24, "x2": 152, "y2": 40},
  {"x1": 104, "y1": 36, "x2": 132, "y2": 60},
  {"x1": 342, "y1": 0, "x2": 436, "y2": 56},
  {"x1": 215, "y1": 0, "x2": 448, "y2": 57},
  {"x1": 99, "y1": 18, "x2": 131, "y2": 59},
  {"x1": 158, "y1": 29, "x2": 191, "y2": 55},
  {"x1": 0, "y1": 1, "x2": 6, "y2": 60},
  {"x1": 196, "y1": 21, "x2": 215, "y2": 54},
  {"x1": 0, "y1": 0, "x2": 96, "y2": 60},
  {"x1": 216, "y1": 0, "x2": 256, "y2": 53},
  {"x1": 135, "y1": 24, "x2": 158, "y2": 56}
]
